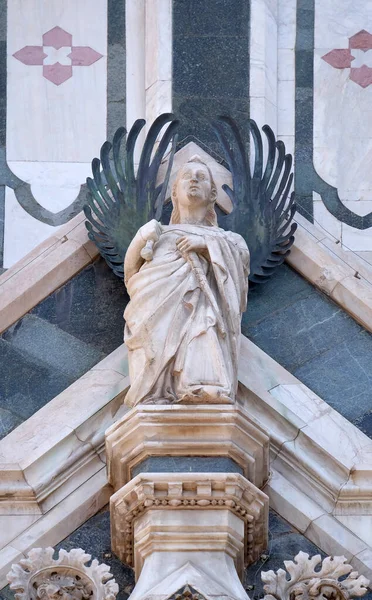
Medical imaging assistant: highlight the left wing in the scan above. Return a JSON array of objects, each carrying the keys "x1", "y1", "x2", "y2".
[{"x1": 84, "y1": 113, "x2": 179, "y2": 279}]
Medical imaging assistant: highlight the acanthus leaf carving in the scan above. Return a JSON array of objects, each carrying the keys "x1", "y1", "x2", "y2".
[
  {"x1": 261, "y1": 551, "x2": 370, "y2": 600},
  {"x1": 7, "y1": 547, "x2": 119, "y2": 600}
]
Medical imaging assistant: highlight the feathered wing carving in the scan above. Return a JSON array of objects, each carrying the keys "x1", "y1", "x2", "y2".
[
  {"x1": 212, "y1": 116, "x2": 297, "y2": 283},
  {"x1": 84, "y1": 113, "x2": 179, "y2": 279}
]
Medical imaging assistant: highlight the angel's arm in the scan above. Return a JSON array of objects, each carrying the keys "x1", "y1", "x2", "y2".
[
  {"x1": 124, "y1": 219, "x2": 162, "y2": 286},
  {"x1": 124, "y1": 232, "x2": 145, "y2": 285}
]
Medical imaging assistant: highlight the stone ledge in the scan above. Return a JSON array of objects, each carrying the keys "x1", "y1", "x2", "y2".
[
  {"x1": 0, "y1": 345, "x2": 130, "y2": 516},
  {"x1": 239, "y1": 337, "x2": 372, "y2": 516},
  {"x1": 265, "y1": 469, "x2": 372, "y2": 581},
  {"x1": 0, "y1": 469, "x2": 111, "y2": 590},
  {"x1": 288, "y1": 214, "x2": 372, "y2": 332},
  {"x1": 0, "y1": 213, "x2": 99, "y2": 334}
]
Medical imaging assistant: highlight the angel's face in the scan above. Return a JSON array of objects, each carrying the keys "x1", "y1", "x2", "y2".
[{"x1": 176, "y1": 162, "x2": 212, "y2": 208}]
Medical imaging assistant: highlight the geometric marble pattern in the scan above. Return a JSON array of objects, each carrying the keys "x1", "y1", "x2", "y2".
[
  {"x1": 322, "y1": 29, "x2": 372, "y2": 88},
  {"x1": 166, "y1": 586, "x2": 207, "y2": 600},
  {"x1": 13, "y1": 26, "x2": 103, "y2": 85}
]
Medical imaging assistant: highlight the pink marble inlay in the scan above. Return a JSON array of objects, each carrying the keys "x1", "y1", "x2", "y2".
[
  {"x1": 43, "y1": 26, "x2": 72, "y2": 50},
  {"x1": 13, "y1": 46, "x2": 47, "y2": 66},
  {"x1": 13, "y1": 26, "x2": 103, "y2": 85},
  {"x1": 350, "y1": 65, "x2": 372, "y2": 88},
  {"x1": 349, "y1": 30, "x2": 372, "y2": 51},
  {"x1": 322, "y1": 49, "x2": 354, "y2": 69},
  {"x1": 322, "y1": 29, "x2": 372, "y2": 88},
  {"x1": 43, "y1": 63, "x2": 73, "y2": 86},
  {"x1": 69, "y1": 47, "x2": 103, "y2": 66}
]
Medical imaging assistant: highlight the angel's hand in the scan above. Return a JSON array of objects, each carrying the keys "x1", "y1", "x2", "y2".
[
  {"x1": 176, "y1": 234, "x2": 207, "y2": 255},
  {"x1": 139, "y1": 219, "x2": 162, "y2": 243}
]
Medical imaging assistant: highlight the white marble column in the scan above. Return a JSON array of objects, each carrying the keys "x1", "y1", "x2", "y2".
[
  {"x1": 249, "y1": 0, "x2": 278, "y2": 132},
  {"x1": 125, "y1": 0, "x2": 172, "y2": 158}
]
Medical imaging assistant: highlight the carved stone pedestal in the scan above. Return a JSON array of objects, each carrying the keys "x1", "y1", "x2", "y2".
[
  {"x1": 105, "y1": 404, "x2": 270, "y2": 489},
  {"x1": 106, "y1": 405, "x2": 270, "y2": 600}
]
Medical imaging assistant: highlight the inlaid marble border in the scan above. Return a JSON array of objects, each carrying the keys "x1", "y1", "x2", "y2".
[
  {"x1": 295, "y1": 0, "x2": 372, "y2": 230},
  {"x1": 0, "y1": 0, "x2": 126, "y2": 269}
]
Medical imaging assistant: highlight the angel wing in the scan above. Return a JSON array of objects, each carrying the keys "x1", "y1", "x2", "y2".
[
  {"x1": 84, "y1": 113, "x2": 179, "y2": 279},
  {"x1": 212, "y1": 116, "x2": 297, "y2": 284}
]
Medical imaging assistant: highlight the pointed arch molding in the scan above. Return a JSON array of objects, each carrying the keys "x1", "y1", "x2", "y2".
[{"x1": 295, "y1": 0, "x2": 372, "y2": 229}]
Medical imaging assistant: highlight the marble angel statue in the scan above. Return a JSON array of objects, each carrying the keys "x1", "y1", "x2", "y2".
[
  {"x1": 123, "y1": 154, "x2": 250, "y2": 406},
  {"x1": 84, "y1": 114, "x2": 296, "y2": 407}
]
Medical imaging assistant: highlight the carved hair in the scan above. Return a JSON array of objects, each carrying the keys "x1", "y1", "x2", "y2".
[{"x1": 170, "y1": 155, "x2": 218, "y2": 226}]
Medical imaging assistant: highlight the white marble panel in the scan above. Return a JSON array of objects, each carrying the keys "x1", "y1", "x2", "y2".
[
  {"x1": 8, "y1": 162, "x2": 91, "y2": 211},
  {"x1": 315, "y1": 0, "x2": 372, "y2": 50},
  {"x1": 306, "y1": 513, "x2": 367, "y2": 560},
  {"x1": 278, "y1": 0, "x2": 296, "y2": 49},
  {"x1": 278, "y1": 48, "x2": 295, "y2": 81},
  {"x1": 3, "y1": 188, "x2": 58, "y2": 268},
  {"x1": 278, "y1": 79, "x2": 295, "y2": 136},
  {"x1": 337, "y1": 516, "x2": 372, "y2": 548},
  {"x1": 340, "y1": 203, "x2": 372, "y2": 252},
  {"x1": 313, "y1": 192, "x2": 342, "y2": 240},
  {"x1": 314, "y1": 0, "x2": 372, "y2": 208},
  {"x1": 250, "y1": 97, "x2": 278, "y2": 133},
  {"x1": 126, "y1": 0, "x2": 172, "y2": 150},
  {"x1": 300, "y1": 409, "x2": 371, "y2": 472},
  {"x1": 145, "y1": 79, "x2": 172, "y2": 128},
  {"x1": 0, "y1": 515, "x2": 40, "y2": 551},
  {"x1": 342, "y1": 200, "x2": 372, "y2": 216},
  {"x1": 269, "y1": 384, "x2": 331, "y2": 425},
  {"x1": 266, "y1": 469, "x2": 326, "y2": 533},
  {"x1": 6, "y1": 0, "x2": 107, "y2": 265},
  {"x1": 356, "y1": 251, "x2": 372, "y2": 268},
  {"x1": 342, "y1": 223, "x2": 372, "y2": 251},
  {"x1": 126, "y1": 0, "x2": 145, "y2": 133},
  {"x1": 7, "y1": 0, "x2": 107, "y2": 163},
  {"x1": 145, "y1": 0, "x2": 172, "y2": 90},
  {"x1": 250, "y1": 0, "x2": 278, "y2": 130}
]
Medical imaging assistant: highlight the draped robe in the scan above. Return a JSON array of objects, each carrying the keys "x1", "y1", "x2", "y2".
[{"x1": 124, "y1": 223, "x2": 250, "y2": 406}]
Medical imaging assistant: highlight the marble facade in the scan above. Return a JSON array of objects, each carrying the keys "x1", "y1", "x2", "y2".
[
  {"x1": 2, "y1": 1, "x2": 372, "y2": 599},
  {"x1": 2, "y1": 0, "x2": 372, "y2": 266}
]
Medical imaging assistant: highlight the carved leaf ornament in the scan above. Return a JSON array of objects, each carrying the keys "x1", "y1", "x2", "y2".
[
  {"x1": 261, "y1": 552, "x2": 370, "y2": 600},
  {"x1": 7, "y1": 547, "x2": 118, "y2": 600}
]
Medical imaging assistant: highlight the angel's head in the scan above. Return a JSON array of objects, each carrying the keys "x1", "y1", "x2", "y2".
[{"x1": 170, "y1": 155, "x2": 218, "y2": 226}]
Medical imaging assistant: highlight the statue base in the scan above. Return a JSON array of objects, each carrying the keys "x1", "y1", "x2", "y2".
[
  {"x1": 105, "y1": 404, "x2": 270, "y2": 600},
  {"x1": 105, "y1": 404, "x2": 270, "y2": 490}
]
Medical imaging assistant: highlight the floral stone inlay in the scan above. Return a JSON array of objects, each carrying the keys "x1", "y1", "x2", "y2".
[
  {"x1": 13, "y1": 26, "x2": 103, "y2": 85},
  {"x1": 322, "y1": 29, "x2": 372, "y2": 88}
]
